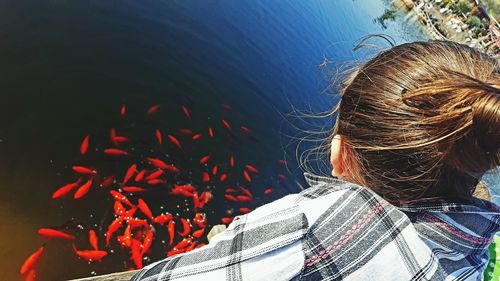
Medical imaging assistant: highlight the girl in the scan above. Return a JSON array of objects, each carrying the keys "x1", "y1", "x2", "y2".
[{"x1": 131, "y1": 40, "x2": 500, "y2": 281}]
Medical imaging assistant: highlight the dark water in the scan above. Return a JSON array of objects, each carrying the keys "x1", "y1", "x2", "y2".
[{"x1": 0, "y1": 0, "x2": 431, "y2": 280}]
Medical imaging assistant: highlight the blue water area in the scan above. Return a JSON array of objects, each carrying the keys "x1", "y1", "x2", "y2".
[{"x1": 0, "y1": 0, "x2": 436, "y2": 280}]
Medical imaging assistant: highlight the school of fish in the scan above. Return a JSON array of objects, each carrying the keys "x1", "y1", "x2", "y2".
[{"x1": 19, "y1": 103, "x2": 289, "y2": 281}]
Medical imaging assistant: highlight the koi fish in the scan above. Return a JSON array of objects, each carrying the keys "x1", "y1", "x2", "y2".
[
  {"x1": 199, "y1": 154, "x2": 210, "y2": 164},
  {"x1": 113, "y1": 136, "x2": 130, "y2": 145},
  {"x1": 123, "y1": 206, "x2": 138, "y2": 220},
  {"x1": 131, "y1": 239, "x2": 143, "y2": 269},
  {"x1": 221, "y1": 119, "x2": 232, "y2": 131},
  {"x1": 155, "y1": 129, "x2": 162, "y2": 144},
  {"x1": 244, "y1": 164, "x2": 259, "y2": 173},
  {"x1": 123, "y1": 225, "x2": 132, "y2": 248},
  {"x1": 225, "y1": 188, "x2": 237, "y2": 193},
  {"x1": 230, "y1": 154, "x2": 235, "y2": 167},
  {"x1": 224, "y1": 194, "x2": 238, "y2": 202},
  {"x1": 147, "y1": 104, "x2": 161, "y2": 114},
  {"x1": 74, "y1": 178, "x2": 93, "y2": 199},
  {"x1": 202, "y1": 172, "x2": 210, "y2": 182},
  {"x1": 167, "y1": 134, "x2": 182, "y2": 150},
  {"x1": 181, "y1": 105, "x2": 191, "y2": 120},
  {"x1": 89, "y1": 230, "x2": 99, "y2": 250},
  {"x1": 221, "y1": 217, "x2": 234, "y2": 224},
  {"x1": 240, "y1": 126, "x2": 251, "y2": 134},
  {"x1": 243, "y1": 171, "x2": 252, "y2": 182},
  {"x1": 192, "y1": 133, "x2": 202, "y2": 140},
  {"x1": 104, "y1": 148, "x2": 128, "y2": 156},
  {"x1": 237, "y1": 195, "x2": 252, "y2": 202},
  {"x1": 80, "y1": 135, "x2": 90, "y2": 155},
  {"x1": 122, "y1": 164, "x2": 137, "y2": 185},
  {"x1": 175, "y1": 237, "x2": 192, "y2": 249},
  {"x1": 220, "y1": 173, "x2": 228, "y2": 182},
  {"x1": 72, "y1": 244, "x2": 107, "y2": 262},
  {"x1": 147, "y1": 158, "x2": 180, "y2": 173},
  {"x1": 38, "y1": 228, "x2": 75, "y2": 241},
  {"x1": 145, "y1": 169, "x2": 163, "y2": 180},
  {"x1": 51, "y1": 178, "x2": 82, "y2": 199},
  {"x1": 120, "y1": 104, "x2": 126, "y2": 116},
  {"x1": 199, "y1": 191, "x2": 212, "y2": 204},
  {"x1": 20, "y1": 244, "x2": 45, "y2": 274},
  {"x1": 193, "y1": 213, "x2": 206, "y2": 228},
  {"x1": 208, "y1": 127, "x2": 214, "y2": 137},
  {"x1": 114, "y1": 201, "x2": 125, "y2": 216},
  {"x1": 168, "y1": 220, "x2": 175, "y2": 246},
  {"x1": 106, "y1": 217, "x2": 123, "y2": 246},
  {"x1": 153, "y1": 214, "x2": 173, "y2": 225},
  {"x1": 240, "y1": 187, "x2": 253, "y2": 198},
  {"x1": 134, "y1": 169, "x2": 147, "y2": 182},
  {"x1": 127, "y1": 219, "x2": 149, "y2": 229},
  {"x1": 178, "y1": 129, "x2": 193, "y2": 135},
  {"x1": 109, "y1": 190, "x2": 135, "y2": 207},
  {"x1": 278, "y1": 174, "x2": 287, "y2": 181},
  {"x1": 178, "y1": 218, "x2": 191, "y2": 237},
  {"x1": 239, "y1": 208, "x2": 252, "y2": 214},
  {"x1": 192, "y1": 192, "x2": 200, "y2": 210},
  {"x1": 138, "y1": 199, "x2": 154, "y2": 220},
  {"x1": 123, "y1": 186, "x2": 147, "y2": 193},
  {"x1": 147, "y1": 179, "x2": 165, "y2": 185},
  {"x1": 141, "y1": 229, "x2": 154, "y2": 255},
  {"x1": 212, "y1": 164, "x2": 218, "y2": 175},
  {"x1": 25, "y1": 269, "x2": 36, "y2": 281},
  {"x1": 72, "y1": 166, "x2": 96, "y2": 175},
  {"x1": 192, "y1": 228, "x2": 204, "y2": 239},
  {"x1": 221, "y1": 104, "x2": 233, "y2": 110},
  {"x1": 100, "y1": 175, "x2": 115, "y2": 188},
  {"x1": 167, "y1": 247, "x2": 184, "y2": 257}
]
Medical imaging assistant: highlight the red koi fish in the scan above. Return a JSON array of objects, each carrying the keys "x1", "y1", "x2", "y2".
[
  {"x1": 239, "y1": 208, "x2": 252, "y2": 214},
  {"x1": 120, "y1": 104, "x2": 126, "y2": 116},
  {"x1": 114, "y1": 201, "x2": 125, "y2": 216},
  {"x1": 212, "y1": 164, "x2": 218, "y2": 176},
  {"x1": 104, "y1": 148, "x2": 128, "y2": 156},
  {"x1": 147, "y1": 179, "x2": 165, "y2": 185},
  {"x1": 80, "y1": 135, "x2": 90, "y2": 155},
  {"x1": 147, "y1": 104, "x2": 161, "y2": 114},
  {"x1": 138, "y1": 199, "x2": 154, "y2": 220},
  {"x1": 241, "y1": 126, "x2": 251, "y2": 134},
  {"x1": 147, "y1": 158, "x2": 180, "y2": 173},
  {"x1": 141, "y1": 229, "x2": 154, "y2": 255},
  {"x1": 208, "y1": 127, "x2": 214, "y2": 137},
  {"x1": 155, "y1": 129, "x2": 162, "y2": 144},
  {"x1": 221, "y1": 119, "x2": 232, "y2": 131},
  {"x1": 221, "y1": 103, "x2": 233, "y2": 110},
  {"x1": 192, "y1": 192, "x2": 200, "y2": 210},
  {"x1": 170, "y1": 185, "x2": 194, "y2": 197},
  {"x1": 145, "y1": 169, "x2": 163, "y2": 180},
  {"x1": 243, "y1": 170, "x2": 252, "y2": 182},
  {"x1": 192, "y1": 133, "x2": 202, "y2": 140},
  {"x1": 167, "y1": 247, "x2": 184, "y2": 257},
  {"x1": 25, "y1": 269, "x2": 36, "y2": 281},
  {"x1": 168, "y1": 220, "x2": 175, "y2": 246},
  {"x1": 199, "y1": 191, "x2": 212, "y2": 204},
  {"x1": 123, "y1": 186, "x2": 147, "y2": 193},
  {"x1": 225, "y1": 188, "x2": 237, "y2": 193},
  {"x1": 123, "y1": 225, "x2": 132, "y2": 248},
  {"x1": 278, "y1": 174, "x2": 287, "y2": 181},
  {"x1": 220, "y1": 173, "x2": 228, "y2": 182},
  {"x1": 127, "y1": 219, "x2": 149, "y2": 229},
  {"x1": 89, "y1": 230, "x2": 99, "y2": 250},
  {"x1": 109, "y1": 190, "x2": 135, "y2": 207},
  {"x1": 123, "y1": 206, "x2": 138, "y2": 219},
  {"x1": 245, "y1": 164, "x2": 259, "y2": 173},
  {"x1": 199, "y1": 154, "x2": 210, "y2": 164},
  {"x1": 230, "y1": 154, "x2": 235, "y2": 167},
  {"x1": 240, "y1": 187, "x2": 253, "y2": 198},
  {"x1": 153, "y1": 214, "x2": 173, "y2": 225},
  {"x1": 181, "y1": 105, "x2": 191, "y2": 120},
  {"x1": 192, "y1": 228, "x2": 204, "y2": 239},
  {"x1": 106, "y1": 217, "x2": 123, "y2": 246},
  {"x1": 38, "y1": 228, "x2": 75, "y2": 241},
  {"x1": 72, "y1": 244, "x2": 107, "y2": 262},
  {"x1": 51, "y1": 178, "x2": 81, "y2": 199},
  {"x1": 175, "y1": 237, "x2": 192, "y2": 249},
  {"x1": 221, "y1": 217, "x2": 234, "y2": 224},
  {"x1": 74, "y1": 178, "x2": 93, "y2": 199},
  {"x1": 237, "y1": 195, "x2": 252, "y2": 202},
  {"x1": 20, "y1": 244, "x2": 45, "y2": 274},
  {"x1": 193, "y1": 213, "x2": 206, "y2": 228},
  {"x1": 224, "y1": 194, "x2": 238, "y2": 202},
  {"x1": 178, "y1": 218, "x2": 191, "y2": 237},
  {"x1": 72, "y1": 165, "x2": 96, "y2": 175},
  {"x1": 178, "y1": 128, "x2": 193, "y2": 135},
  {"x1": 202, "y1": 172, "x2": 210, "y2": 182},
  {"x1": 113, "y1": 135, "x2": 130, "y2": 146},
  {"x1": 167, "y1": 134, "x2": 182, "y2": 150},
  {"x1": 131, "y1": 239, "x2": 143, "y2": 269},
  {"x1": 100, "y1": 175, "x2": 115, "y2": 188},
  {"x1": 122, "y1": 164, "x2": 137, "y2": 185},
  {"x1": 134, "y1": 169, "x2": 147, "y2": 182}
]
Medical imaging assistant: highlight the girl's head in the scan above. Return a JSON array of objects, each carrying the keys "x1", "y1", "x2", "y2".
[{"x1": 329, "y1": 40, "x2": 499, "y2": 202}]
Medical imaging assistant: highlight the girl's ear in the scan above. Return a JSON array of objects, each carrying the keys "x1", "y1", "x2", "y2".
[{"x1": 330, "y1": 134, "x2": 344, "y2": 178}]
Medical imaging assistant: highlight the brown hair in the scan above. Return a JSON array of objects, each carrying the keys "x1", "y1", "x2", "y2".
[{"x1": 329, "y1": 40, "x2": 499, "y2": 202}]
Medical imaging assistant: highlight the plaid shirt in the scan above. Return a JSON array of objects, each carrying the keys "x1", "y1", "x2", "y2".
[{"x1": 131, "y1": 173, "x2": 500, "y2": 281}]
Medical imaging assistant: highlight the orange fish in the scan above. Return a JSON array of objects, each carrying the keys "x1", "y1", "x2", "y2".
[
  {"x1": 181, "y1": 105, "x2": 191, "y2": 120},
  {"x1": 109, "y1": 190, "x2": 135, "y2": 207},
  {"x1": 113, "y1": 136, "x2": 130, "y2": 145},
  {"x1": 192, "y1": 192, "x2": 200, "y2": 210},
  {"x1": 278, "y1": 174, "x2": 287, "y2": 181},
  {"x1": 202, "y1": 172, "x2": 210, "y2": 182},
  {"x1": 123, "y1": 225, "x2": 132, "y2": 248},
  {"x1": 145, "y1": 169, "x2": 163, "y2": 180},
  {"x1": 193, "y1": 213, "x2": 206, "y2": 228},
  {"x1": 192, "y1": 133, "x2": 202, "y2": 140},
  {"x1": 20, "y1": 244, "x2": 45, "y2": 274},
  {"x1": 123, "y1": 206, "x2": 138, "y2": 219},
  {"x1": 221, "y1": 217, "x2": 234, "y2": 224},
  {"x1": 239, "y1": 208, "x2": 252, "y2": 214},
  {"x1": 114, "y1": 201, "x2": 126, "y2": 216},
  {"x1": 147, "y1": 104, "x2": 161, "y2": 114},
  {"x1": 141, "y1": 229, "x2": 154, "y2": 255},
  {"x1": 138, "y1": 199, "x2": 154, "y2": 220},
  {"x1": 127, "y1": 219, "x2": 149, "y2": 229},
  {"x1": 208, "y1": 127, "x2": 214, "y2": 137},
  {"x1": 178, "y1": 128, "x2": 193, "y2": 135},
  {"x1": 122, "y1": 164, "x2": 137, "y2": 185},
  {"x1": 168, "y1": 220, "x2": 175, "y2": 246},
  {"x1": 245, "y1": 164, "x2": 259, "y2": 173},
  {"x1": 192, "y1": 228, "x2": 204, "y2": 239},
  {"x1": 153, "y1": 214, "x2": 173, "y2": 225},
  {"x1": 104, "y1": 148, "x2": 128, "y2": 156},
  {"x1": 106, "y1": 217, "x2": 123, "y2": 246},
  {"x1": 25, "y1": 269, "x2": 36, "y2": 281},
  {"x1": 74, "y1": 178, "x2": 93, "y2": 199},
  {"x1": 147, "y1": 158, "x2": 180, "y2": 173},
  {"x1": 230, "y1": 154, "x2": 235, "y2": 167},
  {"x1": 167, "y1": 247, "x2": 184, "y2": 257},
  {"x1": 175, "y1": 237, "x2": 192, "y2": 249},
  {"x1": 240, "y1": 187, "x2": 253, "y2": 198},
  {"x1": 89, "y1": 230, "x2": 99, "y2": 250},
  {"x1": 221, "y1": 119, "x2": 232, "y2": 131},
  {"x1": 147, "y1": 179, "x2": 165, "y2": 185},
  {"x1": 123, "y1": 186, "x2": 147, "y2": 193},
  {"x1": 220, "y1": 173, "x2": 228, "y2": 182},
  {"x1": 72, "y1": 166, "x2": 96, "y2": 175},
  {"x1": 237, "y1": 195, "x2": 252, "y2": 202},
  {"x1": 224, "y1": 194, "x2": 238, "y2": 202},
  {"x1": 155, "y1": 129, "x2": 162, "y2": 144},
  {"x1": 38, "y1": 228, "x2": 75, "y2": 241},
  {"x1": 120, "y1": 104, "x2": 126, "y2": 116},
  {"x1": 167, "y1": 134, "x2": 182, "y2": 150},
  {"x1": 51, "y1": 178, "x2": 82, "y2": 199},
  {"x1": 80, "y1": 135, "x2": 90, "y2": 155},
  {"x1": 100, "y1": 175, "x2": 115, "y2": 188},
  {"x1": 199, "y1": 154, "x2": 210, "y2": 164},
  {"x1": 243, "y1": 171, "x2": 252, "y2": 182},
  {"x1": 199, "y1": 191, "x2": 212, "y2": 204},
  {"x1": 134, "y1": 169, "x2": 147, "y2": 182},
  {"x1": 131, "y1": 239, "x2": 143, "y2": 268},
  {"x1": 72, "y1": 244, "x2": 107, "y2": 262},
  {"x1": 264, "y1": 188, "x2": 273, "y2": 195},
  {"x1": 178, "y1": 218, "x2": 191, "y2": 237},
  {"x1": 212, "y1": 164, "x2": 218, "y2": 176},
  {"x1": 225, "y1": 188, "x2": 237, "y2": 193},
  {"x1": 241, "y1": 126, "x2": 251, "y2": 134}
]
